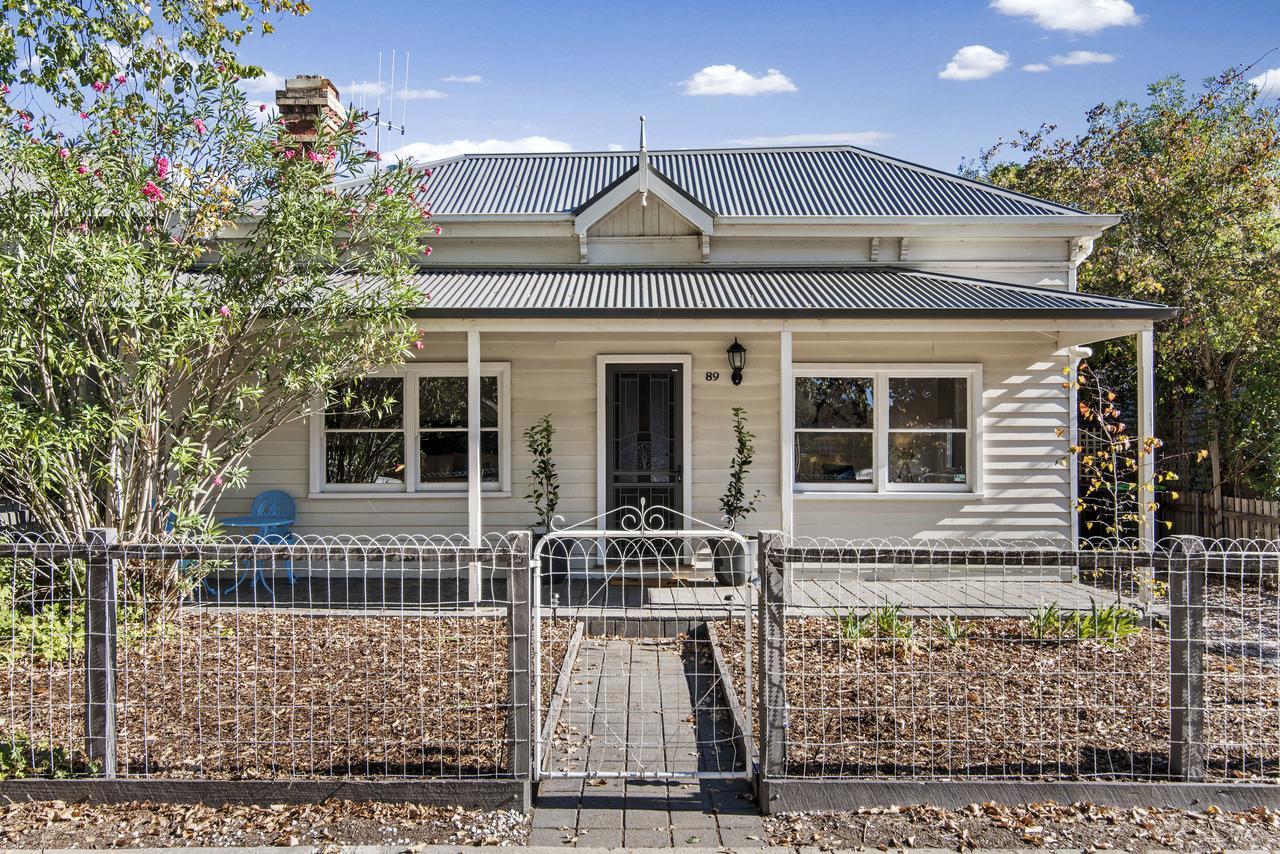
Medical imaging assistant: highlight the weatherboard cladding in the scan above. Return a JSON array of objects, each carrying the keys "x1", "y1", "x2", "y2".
[
  {"x1": 405, "y1": 268, "x2": 1171, "y2": 318},
  {"x1": 415, "y1": 147, "x2": 1080, "y2": 218}
]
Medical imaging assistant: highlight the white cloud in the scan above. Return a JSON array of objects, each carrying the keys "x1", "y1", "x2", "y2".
[
  {"x1": 1023, "y1": 63, "x2": 1052, "y2": 72},
  {"x1": 1051, "y1": 50, "x2": 1116, "y2": 65},
  {"x1": 344, "y1": 81, "x2": 447, "y2": 101},
  {"x1": 239, "y1": 69, "x2": 286, "y2": 96},
  {"x1": 442, "y1": 74, "x2": 484, "y2": 84},
  {"x1": 680, "y1": 64, "x2": 797, "y2": 96},
  {"x1": 1250, "y1": 68, "x2": 1280, "y2": 99},
  {"x1": 397, "y1": 88, "x2": 448, "y2": 101},
  {"x1": 938, "y1": 45, "x2": 1010, "y2": 80},
  {"x1": 390, "y1": 135, "x2": 573, "y2": 163},
  {"x1": 607, "y1": 143, "x2": 625, "y2": 152},
  {"x1": 991, "y1": 0, "x2": 1140, "y2": 33},
  {"x1": 727, "y1": 131, "x2": 894, "y2": 147}
]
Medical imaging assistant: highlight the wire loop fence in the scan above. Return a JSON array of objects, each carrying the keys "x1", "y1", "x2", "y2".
[
  {"x1": 1, "y1": 531, "x2": 557, "y2": 781},
  {"x1": 738, "y1": 533, "x2": 1280, "y2": 784}
]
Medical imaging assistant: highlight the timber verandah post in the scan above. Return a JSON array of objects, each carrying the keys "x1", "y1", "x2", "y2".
[
  {"x1": 84, "y1": 527, "x2": 119, "y2": 777},
  {"x1": 1167, "y1": 535, "x2": 1206, "y2": 781},
  {"x1": 506, "y1": 530, "x2": 534, "y2": 796},
  {"x1": 756, "y1": 530, "x2": 788, "y2": 803}
]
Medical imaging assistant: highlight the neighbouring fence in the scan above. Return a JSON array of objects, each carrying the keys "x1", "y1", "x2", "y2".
[
  {"x1": 1164, "y1": 491, "x2": 1280, "y2": 541},
  {"x1": 1, "y1": 532, "x2": 545, "y2": 782},
  {"x1": 748, "y1": 534, "x2": 1280, "y2": 784}
]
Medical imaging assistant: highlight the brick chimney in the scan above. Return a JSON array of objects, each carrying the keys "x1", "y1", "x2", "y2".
[{"x1": 275, "y1": 75, "x2": 345, "y2": 147}]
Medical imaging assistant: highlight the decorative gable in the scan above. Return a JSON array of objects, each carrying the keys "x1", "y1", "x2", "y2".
[{"x1": 586, "y1": 192, "x2": 701, "y2": 238}]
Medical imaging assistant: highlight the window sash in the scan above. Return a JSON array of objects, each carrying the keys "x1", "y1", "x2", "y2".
[
  {"x1": 793, "y1": 365, "x2": 978, "y2": 494},
  {"x1": 315, "y1": 363, "x2": 510, "y2": 495}
]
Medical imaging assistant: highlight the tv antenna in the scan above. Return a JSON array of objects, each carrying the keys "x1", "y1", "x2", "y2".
[{"x1": 365, "y1": 50, "x2": 409, "y2": 167}]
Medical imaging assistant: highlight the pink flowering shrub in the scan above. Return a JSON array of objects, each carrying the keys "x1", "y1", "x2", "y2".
[{"x1": 0, "y1": 6, "x2": 432, "y2": 549}]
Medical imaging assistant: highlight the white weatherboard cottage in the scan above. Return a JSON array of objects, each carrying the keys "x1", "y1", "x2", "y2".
[{"x1": 219, "y1": 125, "x2": 1171, "y2": 545}]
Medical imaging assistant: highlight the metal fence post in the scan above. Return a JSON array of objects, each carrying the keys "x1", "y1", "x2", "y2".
[
  {"x1": 84, "y1": 527, "x2": 118, "y2": 777},
  {"x1": 757, "y1": 530, "x2": 787, "y2": 799},
  {"x1": 1168, "y1": 535, "x2": 1205, "y2": 781},
  {"x1": 506, "y1": 531, "x2": 533, "y2": 792}
]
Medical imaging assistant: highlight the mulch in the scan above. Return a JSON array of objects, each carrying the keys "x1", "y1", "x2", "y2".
[
  {"x1": 0, "y1": 798, "x2": 529, "y2": 848},
  {"x1": 3, "y1": 612, "x2": 574, "y2": 779},
  {"x1": 715, "y1": 615, "x2": 1280, "y2": 780},
  {"x1": 765, "y1": 802, "x2": 1280, "y2": 851}
]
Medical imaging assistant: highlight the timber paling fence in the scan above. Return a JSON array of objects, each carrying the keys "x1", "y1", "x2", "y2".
[{"x1": 3, "y1": 529, "x2": 1280, "y2": 809}]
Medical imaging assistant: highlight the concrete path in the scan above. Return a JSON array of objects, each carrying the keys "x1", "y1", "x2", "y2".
[{"x1": 530, "y1": 637, "x2": 765, "y2": 848}]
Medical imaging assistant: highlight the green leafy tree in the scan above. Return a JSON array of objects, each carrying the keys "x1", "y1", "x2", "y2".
[
  {"x1": 0, "y1": 2, "x2": 433, "y2": 540},
  {"x1": 970, "y1": 68, "x2": 1280, "y2": 506},
  {"x1": 523, "y1": 414, "x2": 559, "y2": 531},
  {"x1": 719, "y1": 407, "x2": 763, "y2": 528}
]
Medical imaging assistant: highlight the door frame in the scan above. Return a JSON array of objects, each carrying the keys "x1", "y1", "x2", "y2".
[{"x1": 596, "y1": 354, "x2": 693, "y2": 525}]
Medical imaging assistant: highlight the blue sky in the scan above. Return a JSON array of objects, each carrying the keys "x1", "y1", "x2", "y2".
[{"x1": 238, "y1": 0, "x2": 1280, "y2": 172}]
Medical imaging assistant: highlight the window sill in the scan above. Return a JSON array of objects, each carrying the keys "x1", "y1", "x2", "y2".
[
  {"x1": 794, "y1": 491, "x2": 982, "y2": 501},
  {"x1": 307, "y1": 491, "x2": 513, "y2": 500}
]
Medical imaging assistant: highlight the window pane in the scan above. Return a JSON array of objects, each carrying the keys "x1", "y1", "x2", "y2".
[
  {"x1": 795, "y1": 432, "x2": 873, "y2": 484},
  {"x1": 889, "y1": 432, "x2": 967, "y2": 484},
  {"x1": 419, "y1": 375, "x2": 499, "y2": 428},
  {"x1": 325, "y1": 377, "x2": 403, "y2": 429},
  {"x1": 325, "y1": 432, "x2": 404, "y2": 484},
  {"x1": 419, "y1": 377, "x2": 467, "y2": 429},
  {"x1": 889, "y1": 377, "x2": 968, "y2": 429},
  {"x1": 420, "y1": 430, "x2": 500, "y2": 483},
  {"x1": 795, "y1": 377, "x2": 874, "y2": 429}
]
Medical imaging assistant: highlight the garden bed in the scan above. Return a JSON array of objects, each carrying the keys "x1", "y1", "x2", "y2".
[
  {"x1": 2, "y1": 612, "x2": 575, "y2": 780},
  {"x1": 715, "y1": 613, "x2": 1280, "y2": 781}
]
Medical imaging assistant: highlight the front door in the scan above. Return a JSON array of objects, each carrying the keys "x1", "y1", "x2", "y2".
[{"x1": 604, "y1": 363, "x2": 683, "y2": 529}]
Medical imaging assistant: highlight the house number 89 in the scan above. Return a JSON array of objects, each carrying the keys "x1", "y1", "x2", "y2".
[{"x1": 705, "y1": 371, "x2": 720, "y2": 382}]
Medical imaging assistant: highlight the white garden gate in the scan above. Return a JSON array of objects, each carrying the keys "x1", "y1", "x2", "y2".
[{"x1": 531, "y1": 503, "x2": 754, "y2": 781}]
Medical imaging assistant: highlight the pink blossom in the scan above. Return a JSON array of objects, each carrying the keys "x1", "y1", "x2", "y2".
[
  {"x1": 434, "y1": 224, "x2": 442, "y2": 235},
  {"x1": 219, "y1": 305, "x2": 231, "y2": 318},
  {"x1": 21, "y1": 122, "x2": 32, "y2": 132},
  {"x1": 77, "y1": 222, "x2": 88, "y2": 233},
  {"x1": 213, "y1": 475, "x2": 223, "y2": 487},
  {"x1": 57, "y1": 147, "x2": 69, "y2": 159},
  {"x1": 78, "y1": 111, "x2": 88, "y2": 119},
  {"x1": 307, "y1": 150, "x2": 320, "y2": 162},
  {"x1": 283, "y1": 149, "x2": 296, "y2": 160},
  {"x1": 76, "y1": 165, "x2": 87, "y2": 174},
  {"x1": 154, "y1": 155, "x2": 170, "y2": 179},
  {"x1": 423, "y1": 168, "x2": 433, "y2": 178},
  {"x1": 259, "y1": 103, "x2": 267, "y2": 112},
  {"x1": 115, "y1": 74, "x2": 126, "y2": 84},
  {"x1": 111, "y1": 128, "x2": 120, "y2": 136},
  {"x1": 0, "y1": 84, "x2": 8, "y2": 95},
  {"x1": 423, "y1": 245, "x2": 433, "y2": 256},
  {"x1": 144, "y1": 224, "x2": 152, "y2": 233},
  {"x1": 91, "y1": 81, "x2": 106, "y2": 92},
  {"x1": 413, "y1": 339, "x2": 425, "y2": 350},
  {"x1": 141, "y1": 181, "x2": 164, "y2": 202},
  {"x1": 192, "y1": 118, "x2": 206, "y2": 134},
  {"x1": 383, "y1": 186, "x2": 394, "y2": 196}
]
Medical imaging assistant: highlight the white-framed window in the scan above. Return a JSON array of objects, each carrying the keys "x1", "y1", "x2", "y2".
[
  {"x1": 309, "y1": 363, "x2": 511, "y2": 496},
  {"x1": 792, "y1": 364, "x2": 981, "y2": 495}
]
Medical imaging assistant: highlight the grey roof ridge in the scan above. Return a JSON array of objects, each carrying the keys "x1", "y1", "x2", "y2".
[{"x1": 383, "y1": 143, "x2": 1096, "y2": 218}]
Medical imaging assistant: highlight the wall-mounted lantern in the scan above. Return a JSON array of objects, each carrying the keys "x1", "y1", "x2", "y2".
[{"x1": 726, "y1": 338, "x2": 747, "y2": 386}]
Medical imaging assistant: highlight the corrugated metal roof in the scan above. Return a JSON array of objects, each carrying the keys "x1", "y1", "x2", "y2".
[
  {"x1": 410, "y1": 147, "x2": 1086, "y2": 218},
  {"x1": 403, "y1": 268, "x2": 1172, "y2": 318}
]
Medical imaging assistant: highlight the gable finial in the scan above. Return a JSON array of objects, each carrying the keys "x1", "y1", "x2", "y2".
[{"x1": 638, "y1": 115, "x2": 649, "y2": 206}]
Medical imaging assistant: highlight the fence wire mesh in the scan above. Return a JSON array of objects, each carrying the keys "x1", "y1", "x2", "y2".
[
  {"x1": 737, "y1": 534, "x2": 1280, "y2": 783},
  {"x1": 2, "y1": 533, "x2": 535, "y2": 780}
]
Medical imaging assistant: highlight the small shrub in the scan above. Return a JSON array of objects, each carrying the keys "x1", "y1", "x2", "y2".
[
  {"x1": 0, "y1": 735, "x2": 77, "y2": 780},
  {"x1": 0, "y1": 586, "x2": 83, "y2": 664},
  {"x1": 837, "y1": 609, "x2": 871, "y2": 642},
  {"x1": 937, "y1": 615, "x2": 973, "y2": 646},
  {"x1": 870, "y1": 603, "x2": 914, "y2": 640},
  {"x1": 1078, "y1": 601, "x2": 1142, "y2": 647},
  {"x1": 1027, "y1": 602, "x2": 1062, "y2": 639}
]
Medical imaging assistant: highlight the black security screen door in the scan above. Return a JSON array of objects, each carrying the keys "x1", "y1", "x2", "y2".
[{"x1": 605, "y1": 363, "x2": 683, "y2": 529}]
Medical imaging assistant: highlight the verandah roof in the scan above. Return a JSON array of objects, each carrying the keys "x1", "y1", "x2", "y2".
[{"x1": 392, "y1": 267, "x2": 1175, "y2": 320}]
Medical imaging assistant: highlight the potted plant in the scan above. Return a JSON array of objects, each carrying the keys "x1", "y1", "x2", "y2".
[
  {"x1": 715, "y1": 407, "x2": 764, "y2": 586},
  {"x1": 524, "y1": 414, "x2": 569, "y2": 580}
]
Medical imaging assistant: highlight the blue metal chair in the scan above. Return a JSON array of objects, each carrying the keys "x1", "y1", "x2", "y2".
[{"x1": 246, "y1": 490, "x2": 297, "y2": 587}]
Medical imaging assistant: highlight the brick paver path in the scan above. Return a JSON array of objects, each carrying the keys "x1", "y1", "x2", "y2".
[{"x1": 530, "y1": 637, "x2": 765, "y2": 848}]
